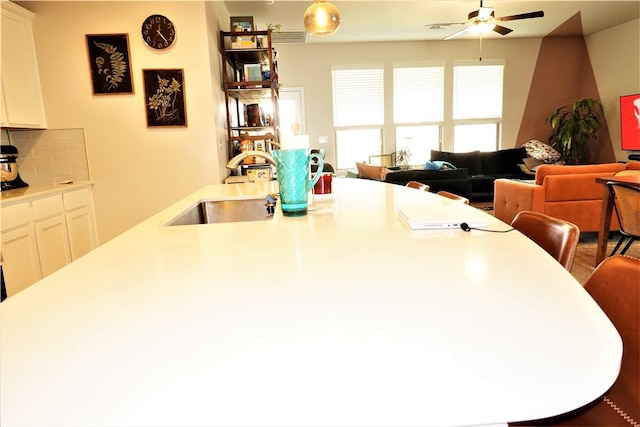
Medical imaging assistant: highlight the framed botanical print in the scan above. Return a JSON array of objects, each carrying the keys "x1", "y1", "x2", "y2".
[
  {"x1": 143, "y1": 69, "x2": 187, "y2": 127},
  {"x1": 86, "y1": 34, "x2": 134, "y2": 94}
]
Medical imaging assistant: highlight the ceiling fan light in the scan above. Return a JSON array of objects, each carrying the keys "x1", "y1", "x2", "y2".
[
  {"x1": 468, "y1": 22, "x2": 496, "y2": 35},
  {"x1": 478, "y1": 7, "x2": 494, "y2": 20},
  {"x1": 304, "y1": 0, "x2": 340, "y2": 37}
]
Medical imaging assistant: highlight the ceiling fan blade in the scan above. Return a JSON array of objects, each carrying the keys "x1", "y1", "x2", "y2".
[
  {"x1": 496, "y1": 11, "x2": 544, "y2": 22},
  {"x1": 425, "y1": 22, "x2": 467, "y2": 29},
  {"x1": 444, "y1": 26, "x2": 470, "y2": 40},
  {"x1": 493, "y1": 24, "x2": 513, "y2": 36}
]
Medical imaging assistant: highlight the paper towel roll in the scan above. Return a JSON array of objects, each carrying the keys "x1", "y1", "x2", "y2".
[{"x1": 280, "y1": 135, "x2": 310, "y2": 150}]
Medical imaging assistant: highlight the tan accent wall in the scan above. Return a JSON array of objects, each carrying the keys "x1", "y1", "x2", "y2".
[{"x1": 516, "y1": 12, "x2": 615, "y2": 163}]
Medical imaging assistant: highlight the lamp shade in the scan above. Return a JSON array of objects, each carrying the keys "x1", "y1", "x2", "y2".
[{"x1": 304, "y1": 0, "x2": 340, "y2": 37}]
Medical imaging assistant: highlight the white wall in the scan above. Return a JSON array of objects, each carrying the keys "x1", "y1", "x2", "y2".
[
  {"x1": 586, "y1": 18, "x2": 640, "y2": 161},
  {"x1": 21, "y1": 1, "x2": 229, "y2": 243},
  {"x1": 275, "y1": 37, "x2": 542, "y2": 169}
]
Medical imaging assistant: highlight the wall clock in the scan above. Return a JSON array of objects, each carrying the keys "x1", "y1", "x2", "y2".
[{"x1": 142, "y1": 14, "x2": 176, "y2": 50}]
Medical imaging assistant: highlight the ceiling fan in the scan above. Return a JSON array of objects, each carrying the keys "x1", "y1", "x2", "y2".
[{"x1": 426, "y1": 1, "x2": 544, "y2": 40}]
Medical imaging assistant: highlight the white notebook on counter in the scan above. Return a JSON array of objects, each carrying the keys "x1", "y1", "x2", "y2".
[{"x1": 398, "y1": 205, "x2": 487, "y2": 230}]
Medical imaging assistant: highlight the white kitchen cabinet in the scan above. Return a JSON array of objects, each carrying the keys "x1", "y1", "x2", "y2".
[
  {"x1": 65, "y1": 207, "x2": 96, "y2": 260},
  {"x1": 1, "y1": 184, "x2": 97, "y2": 297},
  {"x1": 26, "y1": 194, "x2": 72, "y2": 278},
  {"x1": 1, "y1": 84, "x2": 8, "y2": 126},
  {"x1": 63, "y1": 188, "x2": 97, "y2": 260},
  {"x1": 33, "y1": 214, "x2": 71, "y2": 277},
  {"x1": 1, "y1": 203, "x2": 42, "y2": 297},
  {"x1": 1, "y1": 1, "x2": 47, "y2": 128}
]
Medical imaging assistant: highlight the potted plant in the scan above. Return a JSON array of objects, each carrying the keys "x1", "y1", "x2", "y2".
[
  {"x1": 391, "y1": 148, "x2": 411, "y2": 168},
  {"x1": 545, "y1": 98, "x2": 604, "y2": 164}
]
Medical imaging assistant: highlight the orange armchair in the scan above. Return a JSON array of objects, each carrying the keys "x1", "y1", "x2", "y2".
[{"x1": 494, "y1": 162, "x2": 640, "y2": 232}]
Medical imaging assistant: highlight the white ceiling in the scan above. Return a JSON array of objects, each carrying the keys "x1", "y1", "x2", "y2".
[{"x1": 223, "y1": 0, "x2": 640, "y2": 44}]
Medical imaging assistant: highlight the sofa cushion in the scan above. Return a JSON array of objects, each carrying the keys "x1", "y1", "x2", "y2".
[
  {"x1": 480, "y1": 147, "x2": 528, "y2": 176},
  {"x1": 384, "y1": 168, "x2": 468, "y2": 183},
  {"x1": 384, "y1": 168, "x2": 471, "y2": 197},
  {"x1": 534, "y1": 163, "x2": 626, "y2": 185},
  {"x1": 543, "y1": 173, "x2": 614, "y2": 202},
  {"x1": 523, "y1": 140, "x2": 561, "y2": 163},
  {"x1": 431, "y1": 150, "x2": 481, "y2": 175},
  {"x1": 626, "y1": 160, "x2": 640, "y2": 170},
  {"x1": 355, "y1": 162, "x2": 384, "y2": 180}
]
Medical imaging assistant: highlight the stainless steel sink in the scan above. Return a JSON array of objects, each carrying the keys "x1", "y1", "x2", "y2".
[{"x1": 168, "y1": 196, "x2": 276, "y2": 226}]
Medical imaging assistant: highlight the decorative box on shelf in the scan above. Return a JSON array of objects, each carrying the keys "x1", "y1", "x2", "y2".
[
  {"x1": 231, "y1": 38, "x2": 256, "y2": 49},
  {"x1": 243, "y1": 64, "x2": 262, "y2": 82}
]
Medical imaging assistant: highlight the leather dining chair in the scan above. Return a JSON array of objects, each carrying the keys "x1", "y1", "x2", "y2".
[
  {"x1": 511, "y1": 211, "x2": 580, "y2": 272},
  {"x1": 607, "y1": 182, "x2": 640, "y2": 256},
  {"x1": 436, "y1": 190, "x2": 470, "y2": 205},
  {"x1": 511, "y1": 255, "x2": 640, "y2": 427},
  {"x1": 406, "y1": 181, "x2": 430, "y2": 191}
]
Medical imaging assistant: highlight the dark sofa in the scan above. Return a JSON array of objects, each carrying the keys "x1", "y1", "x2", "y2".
[
  {"x1": 382, "y1": 147, "x2": 530, "y2": 201},
  {"x1": 383, "y1": 167, "x2": 471, "y2": 197}
]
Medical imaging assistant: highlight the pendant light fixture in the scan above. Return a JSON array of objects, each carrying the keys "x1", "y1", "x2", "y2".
[{"x1": 304, "y1": 0, "x2": 340, "y2": 37}]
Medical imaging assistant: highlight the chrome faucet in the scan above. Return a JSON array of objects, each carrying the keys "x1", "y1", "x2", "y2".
[{"x1": 225, "y1": 150, "x2": 276, "y2": 170}]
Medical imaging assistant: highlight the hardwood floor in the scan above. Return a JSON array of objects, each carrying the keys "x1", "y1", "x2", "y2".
[
  {"x1": 469, "y1": 202, "x2": 639, "y2": 285},
  {"x1": 571, "y1": 232, "x2": 639, "y2": 285}
]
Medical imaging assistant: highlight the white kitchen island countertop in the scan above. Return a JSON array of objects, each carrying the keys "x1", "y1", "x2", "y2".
[{"x1": 0, "y1": 178, "x2": 621, "y2": 427}]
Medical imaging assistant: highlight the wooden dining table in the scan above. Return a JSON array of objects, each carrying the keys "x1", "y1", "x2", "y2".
[{"x1": 595, "y1": 173, "x2": 640, "y2": 266}]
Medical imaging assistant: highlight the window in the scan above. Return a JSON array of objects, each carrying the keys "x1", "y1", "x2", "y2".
[
  {"x1": 393, "y1": 65, "x2": 444, "y2": 164},
  {"x1": 453, "y1": 63, "x2": 504, "y2": 152},
  {"x1": 395, "y1": 126, "x2": 441, "y2": 164},
  {"x1": 330, "y1": 62, "x2": 505, "y2": 170},
  {"x1": 332, "y1": 66, "x2": 384, "y2": 169}
]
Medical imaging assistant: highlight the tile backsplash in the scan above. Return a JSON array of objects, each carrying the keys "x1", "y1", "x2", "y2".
[{"x1": 1, "y1": 128, "x2": 90, "y2": 185}]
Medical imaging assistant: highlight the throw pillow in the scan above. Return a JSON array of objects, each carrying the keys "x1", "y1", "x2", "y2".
[
  {"x1": 381, "y1": 167, "x2": 392, "y2": 181},
  {"x1": 425, "y1": 160, "x2": 456, "y2": 171},
  {"x1": 431, "y1": 150, "x2": 482, "y2": 175},
  {"x1": 356, "y1": 162, "x2": 383, "y2": 180},
  {"x1": 523, "y1": 140, "x2": 561, "y2": 163}
]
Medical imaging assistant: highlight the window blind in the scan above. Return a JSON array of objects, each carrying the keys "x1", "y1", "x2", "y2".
[
  {"x1": 453, "y1": 64, "x2": 504, "y2": 120},
  {"x1": 393, "y1": 66, "x2": 444, "y2": 123},
  {"x1": 332, "y1": 67, "x2": 384, "y2": 127}
]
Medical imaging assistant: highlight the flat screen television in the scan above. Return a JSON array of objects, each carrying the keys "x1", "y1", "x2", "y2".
[{"x1": 620, "y1": 93, "x2": 640, "y2": 151}]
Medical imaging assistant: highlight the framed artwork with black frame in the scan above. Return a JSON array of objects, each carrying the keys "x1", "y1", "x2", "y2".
[
  {"x1": 143, "y1": 68, "x2": 187, "y2": 127},
  {"x1": 86, "y1": 34, "x2": 134, "y2": 95}
]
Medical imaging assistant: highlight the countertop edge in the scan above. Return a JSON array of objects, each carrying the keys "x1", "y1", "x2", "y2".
[{"x1": 0, "y1": 182, "x2": 94, "y2": 206}]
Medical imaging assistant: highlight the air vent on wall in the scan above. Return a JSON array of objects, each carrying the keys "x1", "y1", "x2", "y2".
[{"x1": 271, "y1": 31, "x2": 307, "y2": 44}]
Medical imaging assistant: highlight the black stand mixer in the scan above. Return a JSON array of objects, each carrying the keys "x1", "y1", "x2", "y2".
[{"x1": 1, "y1": 145, "x2": 28, "y2": 191}]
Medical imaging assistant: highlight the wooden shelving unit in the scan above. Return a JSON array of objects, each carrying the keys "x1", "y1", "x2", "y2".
[{"x1": 219, "y1": 30, "x2": 280, "y2": 174}]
